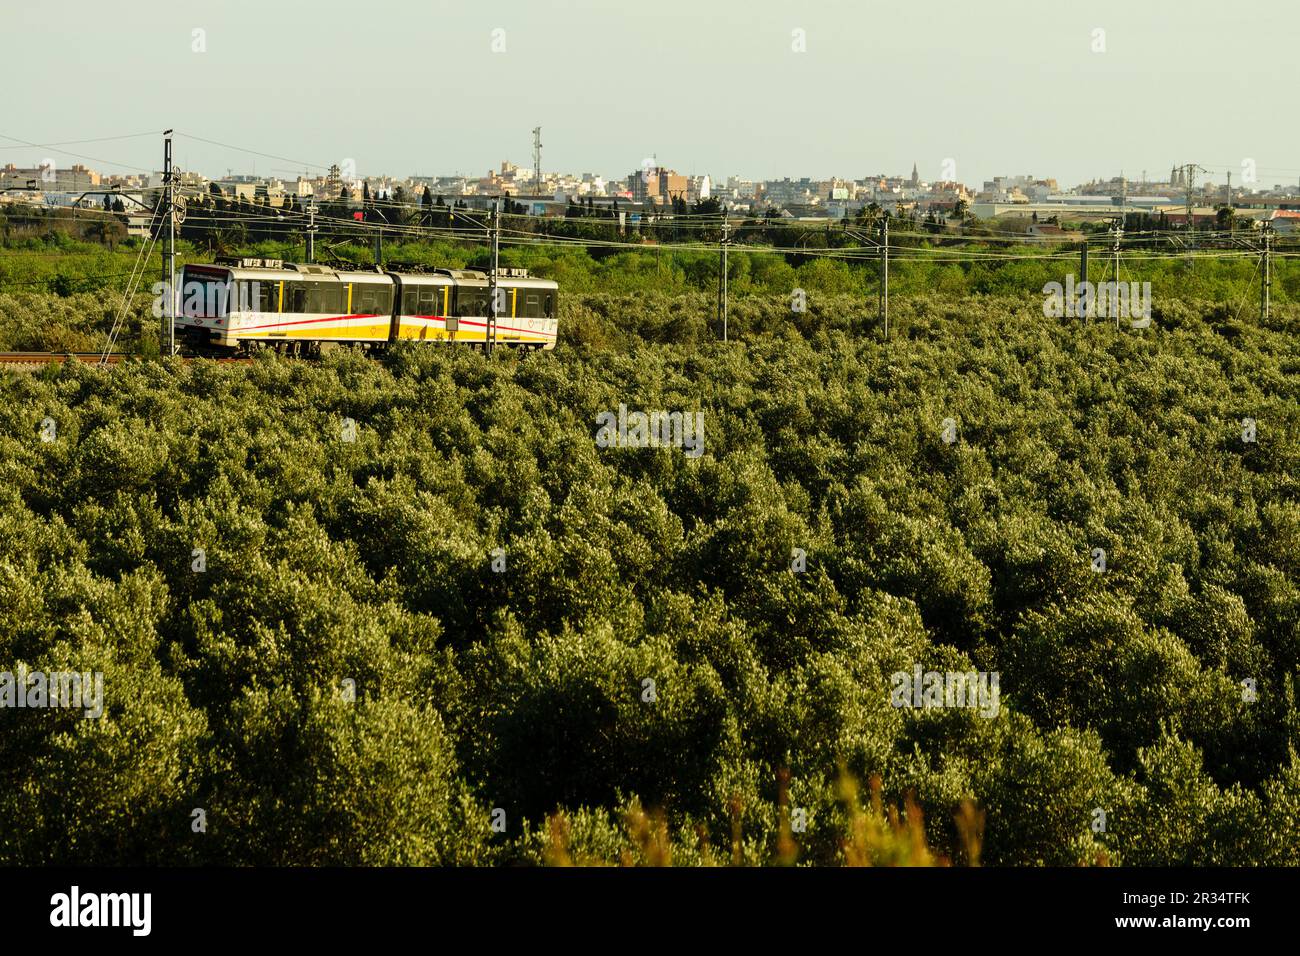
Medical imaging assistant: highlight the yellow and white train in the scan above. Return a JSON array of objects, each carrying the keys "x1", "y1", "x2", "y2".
[{"x1": 177, "y1": 258, "x2": 558, "y2": 354}]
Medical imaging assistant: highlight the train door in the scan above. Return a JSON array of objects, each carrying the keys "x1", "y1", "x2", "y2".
[
  {"x1": 385, "y1": 273, "x2": 403, "y2": 342},
  {"x1": 445, "y1": 284, "x2": 460, "y2": 334}
]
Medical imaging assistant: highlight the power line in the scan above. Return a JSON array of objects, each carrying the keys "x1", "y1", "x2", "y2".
[
  {"x1": 0, "y1": 131, "x2": 157, "y2": 173},
  {"x1": 0, "y1": 130, "x2": 163, "y2": 150},
  {"x1": 172, "y1": 132, "x2": 331, "y2": 173}
]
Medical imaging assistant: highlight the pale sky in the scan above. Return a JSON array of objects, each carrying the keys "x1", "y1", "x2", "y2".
[{"x1": 3, "y1": 0, "x2": 1297, "y2": 190}]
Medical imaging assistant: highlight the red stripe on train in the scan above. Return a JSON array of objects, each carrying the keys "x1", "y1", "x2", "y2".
[{"x1": 236, "y1": 313, "x2": 382, "y2": 332}]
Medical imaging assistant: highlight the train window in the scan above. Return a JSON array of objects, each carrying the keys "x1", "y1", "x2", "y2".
[
  {"x1": 524, "y1": 293, "x2": 541, "y2": 318},
  {"x1": 418, "y1": 288, "x2": 437, "y2": 314},
  {"x1": 352, "y1": 284, "x2": 392, "y2": 315},
  {"x1": 356, "y1": 286, "x2": 376, "y2": 314},
  {"x1": 182, "y1": 274, "x2": 230, "y2": 316},
  {"x1": 326, "y1": 285, "x2": 344, "y2": 313},
  {"x1": 456, "y1": 288, "x2": 488, "y2": 316},
  {"x1": 304, "y1": 282, "x2": 343, "y2": 314},
  {"x1": 289, "y1": 284, "x2": 307, "y2": 313},
  {"x1": 258, "y1": 281, "x2": 275, "y2": 313},
  {"x1": 230, "y1": 281, "x2": 250, "y2": 312},
  {"x1": 402, "y1": 288, "x2": 419, "y2": 315},
  {"x1": 544, "y1": 293, "x2": 554, "y2": 318}
]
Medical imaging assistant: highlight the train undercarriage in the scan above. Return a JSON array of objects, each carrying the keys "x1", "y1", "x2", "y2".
[{"x1": 176, "y1": 325, "x2": 543, "y2": 360}]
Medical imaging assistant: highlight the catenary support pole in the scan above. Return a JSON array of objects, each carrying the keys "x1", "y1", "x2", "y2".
[{"x1": 162, "y1": 129, "x2": 175, "y2": 356}]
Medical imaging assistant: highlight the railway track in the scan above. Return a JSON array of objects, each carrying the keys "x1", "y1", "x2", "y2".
[
  {"x1": 0, "y1": 352, "x2": 254, "y2": 368},
  {"x1": 0, "y1": 352, "x2": 128, "y2": 366}
]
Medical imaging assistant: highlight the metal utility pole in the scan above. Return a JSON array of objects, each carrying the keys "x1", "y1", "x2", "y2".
[
  {"x1": 1261, "y1": 223, "x2": 1272, "y2": 321},
  {"x1": 306, "y1": 200, "x2": 317, "y2": 263},
  {"x1": 373, "y1": 227, "x2": 383, "y2": 267},
  {"x1": 532, "y1": 126, "x2": 542, "y2": 196},
  {"x1": 879, "y1": 216, "x2": 889, "y2": 339},
  {"x1": 1112, "y1": 219, "x2": 1123, "y2": 329},
  {"x1": 1176, "y1": 162, "x2": 1207, "y2": 265},
  {"x1": 487, "y1": 197, "x2": 501, "y2": 356},
  {"x1": 718, "y1": 216, "x2": 729, "y2": 341},
  {"x1": 1079, "y1": 240, "x2": 1089, "y2": 289},
  {"x1": 162, "y1": 129, "x2": 176, "y2": 357}
]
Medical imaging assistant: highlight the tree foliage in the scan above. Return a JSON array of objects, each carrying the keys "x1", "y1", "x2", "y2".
[{"x1": 0, "y1": 287, "x2": 1297, "y2": 865}]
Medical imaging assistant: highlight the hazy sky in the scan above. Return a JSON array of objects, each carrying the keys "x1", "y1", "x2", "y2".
[{"x1": 3, "y1": 0, "x2": 1297, "y2": 189}]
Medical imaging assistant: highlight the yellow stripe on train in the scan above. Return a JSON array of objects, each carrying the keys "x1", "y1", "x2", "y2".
[
  {"x1": 395, "y1": 327, "x2": 549, "y2": 343},
  {"x1": 235, "y1": 326, "x2": 549, "y2": 343},
  {"x1": 236, "y1": 323, "x2": 393, "y2": 340}
]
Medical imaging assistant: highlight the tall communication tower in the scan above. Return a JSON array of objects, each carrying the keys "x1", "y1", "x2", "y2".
[{"x1": 532, "y1": 126, "x2": 542, "y2": 195}]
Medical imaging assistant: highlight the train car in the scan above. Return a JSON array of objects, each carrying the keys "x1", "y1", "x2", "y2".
[
  {"x1": 393, "y1": 268, "x2": 558, "y2": 348},
  {"x1": 177, "y1": 259, "x2": 558, "y2": 354},
  {"x1": 489, "y1": 273, "x2": 560, "y2": 348},
  {"x1": 177, "y1": 260, "x2": 392, "y2": 352}
]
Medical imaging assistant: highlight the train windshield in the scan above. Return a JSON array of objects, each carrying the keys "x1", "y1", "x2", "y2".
[{"x1": 181, "y1": 269, "x2": 234, "y2": 317}]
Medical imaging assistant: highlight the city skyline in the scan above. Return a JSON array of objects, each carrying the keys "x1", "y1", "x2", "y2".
[{"x1": 2, "y1": 150, "x2": 1290, "y2": 200}]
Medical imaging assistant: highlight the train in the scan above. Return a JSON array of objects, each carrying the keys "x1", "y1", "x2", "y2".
[{"x1": 176, "y1": 258, "x2": 558, "y2": 355}]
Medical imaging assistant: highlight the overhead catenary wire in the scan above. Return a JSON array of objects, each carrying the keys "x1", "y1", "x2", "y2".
[
  {"x1": 19, "y1": 193, "x2": 1253, "y2": 249},
  {"x1": 0, "y1": 130, "x2": 165, "y2": 150},
  {"x1": 5, "y1": 202, "x2": 1274, "y2": 268},
  {"x1": 172, "y1": 132, "x2": 331, "y2": 175},
  {"x1": 0, "y1": 130, "x2": 159, "y2": 174},
  {"x1": 101, "y1": 191, "x2": 164, "y2": 362}
]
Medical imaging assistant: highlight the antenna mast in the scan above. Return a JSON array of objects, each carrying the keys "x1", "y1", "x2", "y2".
[{"x1": 532, "y1": 127, "x2": 542, "y2": 196}]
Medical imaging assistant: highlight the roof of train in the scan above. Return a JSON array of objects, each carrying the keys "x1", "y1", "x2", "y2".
[
  {"x1": 186, "y1": 263, "x2": 302, "y2": 282},
  {"x1": 200, "y1": 259, "x2": 555, "y2": 287}
]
